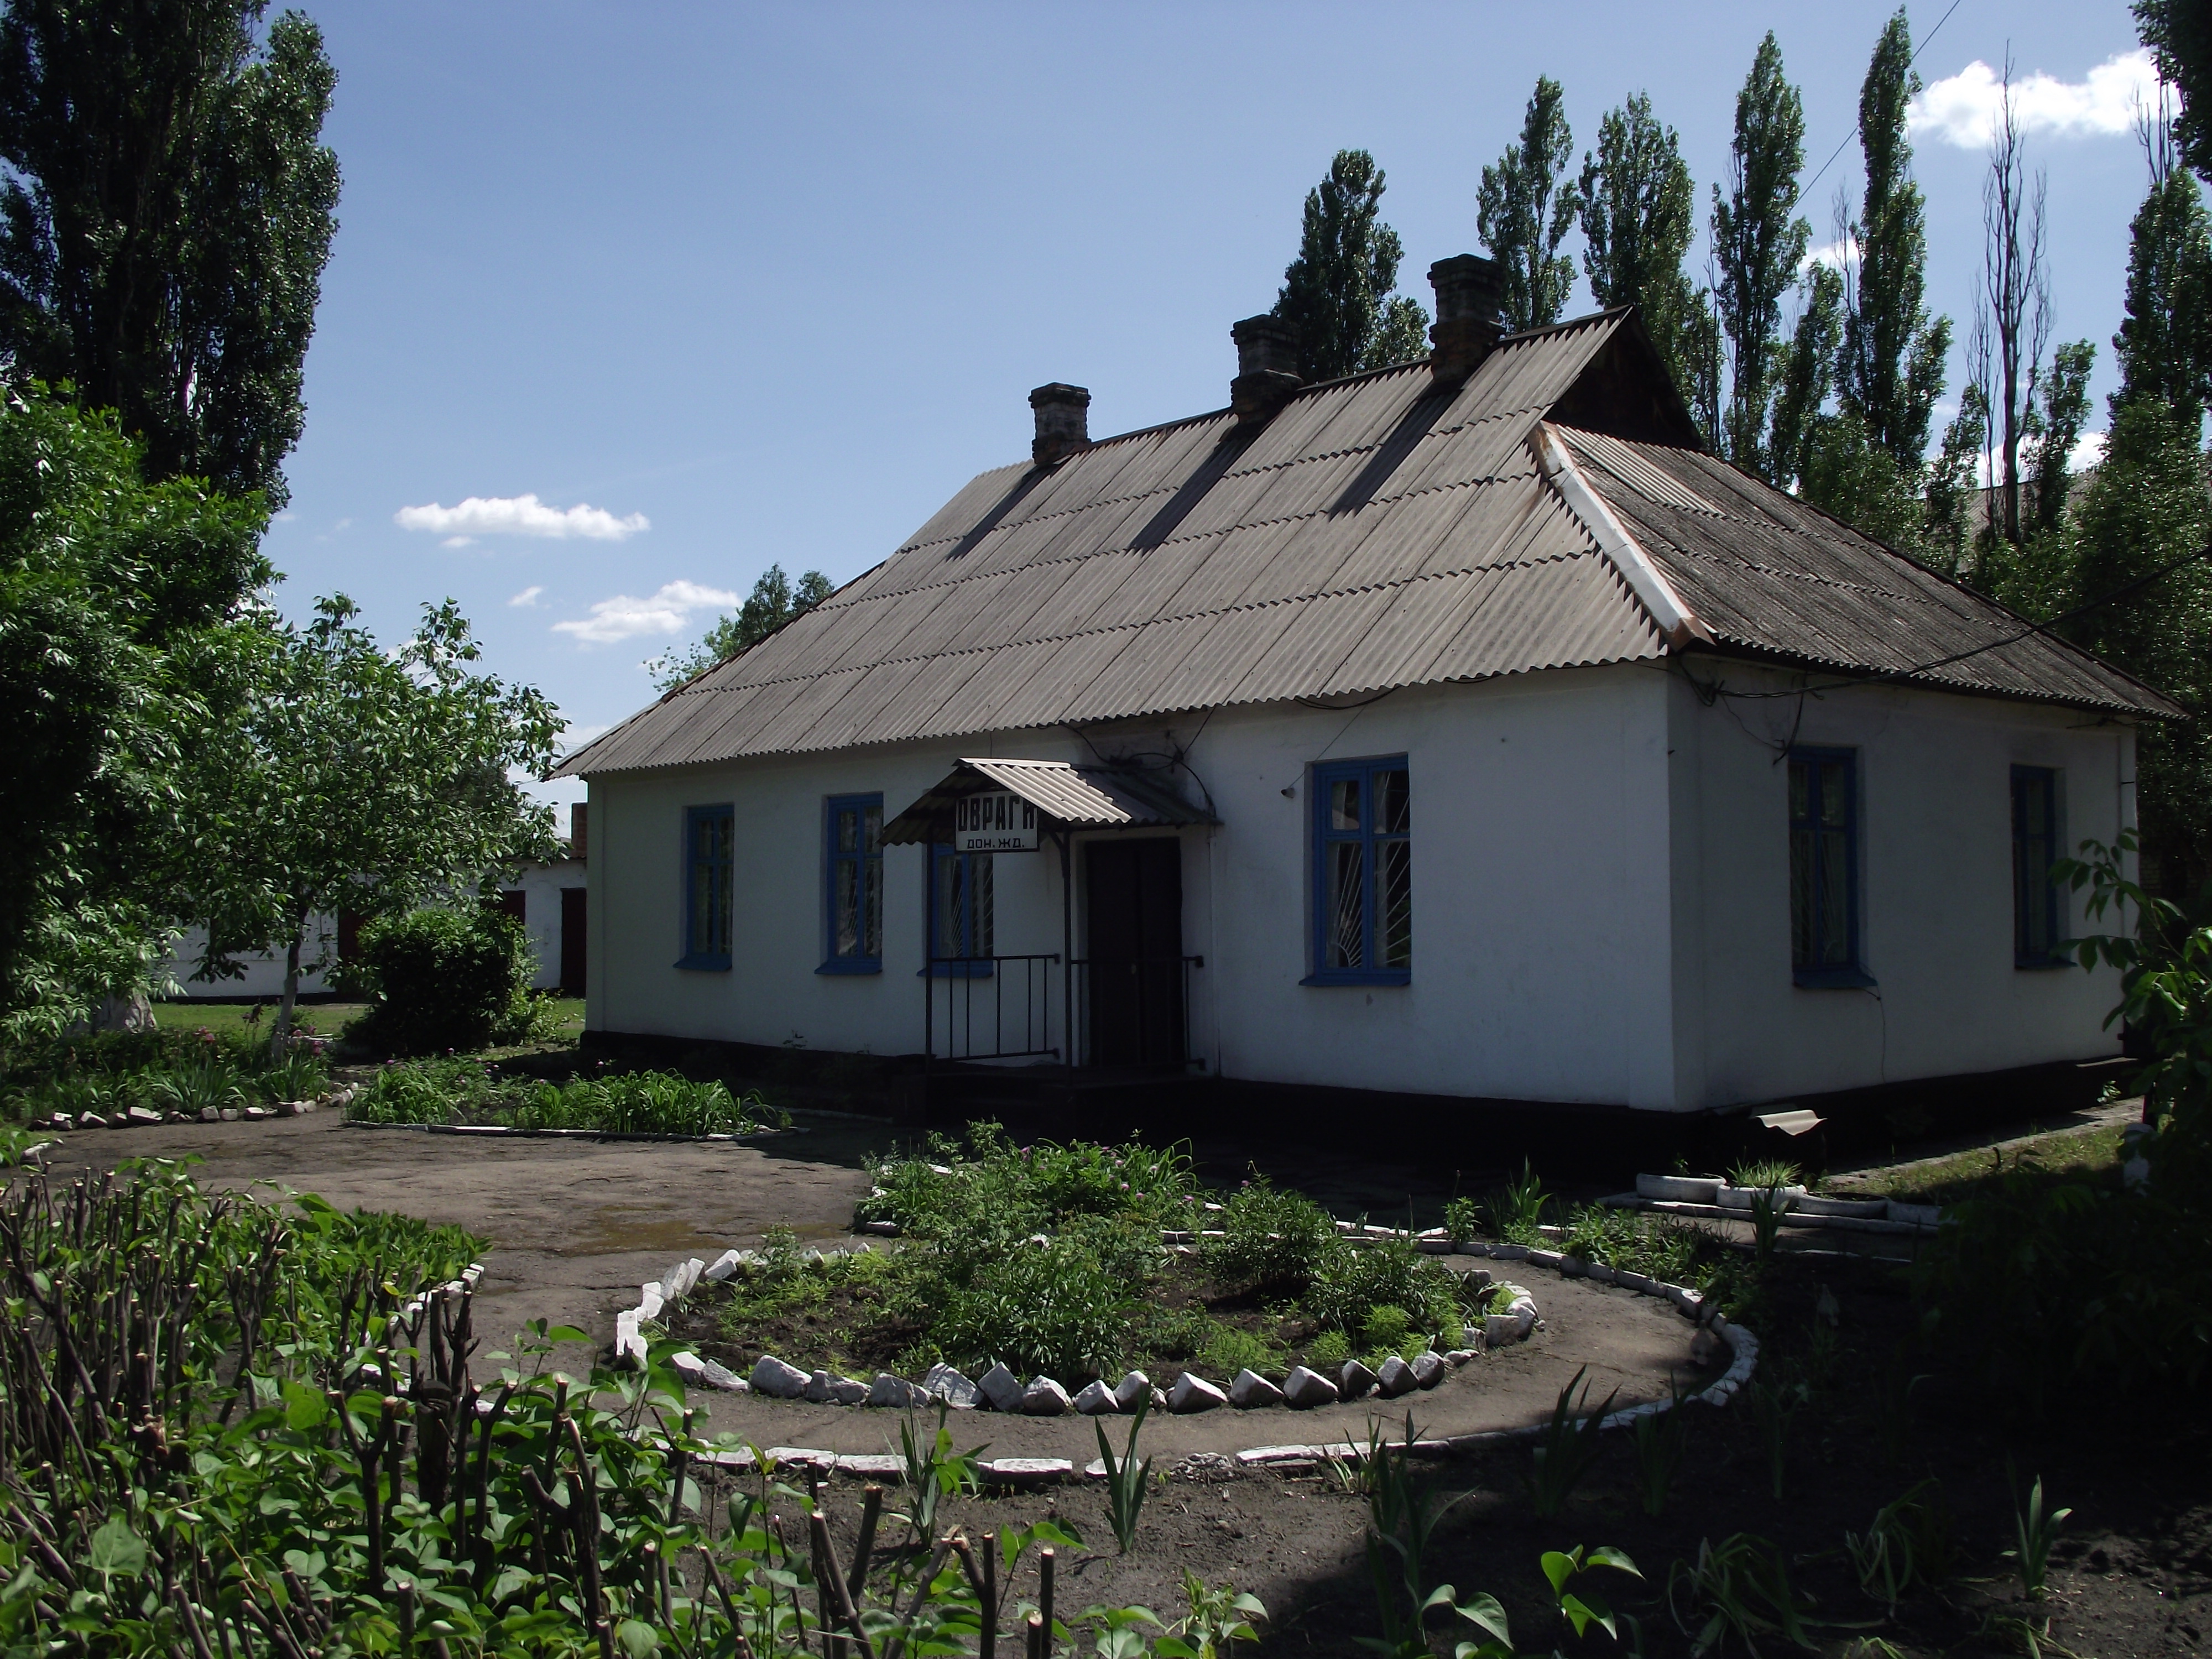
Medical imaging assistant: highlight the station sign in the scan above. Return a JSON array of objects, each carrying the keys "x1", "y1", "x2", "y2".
[{"x1": 953, "y1": 791, "x2": 1041, "y2": 852}]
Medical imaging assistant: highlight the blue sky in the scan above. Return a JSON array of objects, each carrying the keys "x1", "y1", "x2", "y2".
[{"x1": 262, "y1": 2, "x2": 2164, "y2": 824}]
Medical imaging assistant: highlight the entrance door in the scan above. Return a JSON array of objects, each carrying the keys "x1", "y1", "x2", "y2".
[
  {"x1": 1084, "y1": 838, "x2": 1184, "y2": 1068},
  {"x1": 560, "y1": 888, "x2": 587, "y2": 995}
]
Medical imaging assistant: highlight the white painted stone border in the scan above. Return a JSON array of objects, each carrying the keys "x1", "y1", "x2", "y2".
[{"x1": 627, "y1": 1235, "x2": 1756, "y2": 1481}]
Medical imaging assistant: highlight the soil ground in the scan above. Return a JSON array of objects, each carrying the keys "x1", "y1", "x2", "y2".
[{"x1": 39, "y1": 1098, "x2": 2212, "y2": 1656}]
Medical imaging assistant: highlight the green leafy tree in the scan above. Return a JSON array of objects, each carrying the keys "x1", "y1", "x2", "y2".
[
  {"x1": 1577, "y1": 91, "x2": 1719, "y2": 436},
  {"x1": 192, "y1": 596, "x2": 562, "y2": 1042},
  {"x1": 2068, "y1": 399, "x2": 2212, "y2": 895},
  {"x1": 2137, "y1": 0, "x2": 2212, "y2": 182},
  {"x1": 1838, "y1": 10, "x2": 1952, "y2": 474},
  {"x1": 648, "y1": 563, "x2": 833, "y2": 693},
  {"x1": 0, "y1": 384, "x2": 267, "y2": 1041},
  {"x1": 1479, "y1": 76, "x2": 1579, "y2": 332},
  {"x1": 2111, "y1": 121, "x2": 2212, "y2": 428},
  {"x1": 2026, "y1": 339, "x2": 2095, "y2": 538},
  {"x1": 1271, "y1": 149, "x2": 1429, "y2": 383},
  {"x1": 1711, "y1": 33, "x2": 1809, "y2": 478},
  {"x1": 1769, "y1": 264, "x2": 1844, "y2": 493},
  {"x1": 0, "y1": 3, "x2": 339, "y2": 510},
  {"x1": 1923, "y1": 386, "x2": 1990, "y2": 576}
]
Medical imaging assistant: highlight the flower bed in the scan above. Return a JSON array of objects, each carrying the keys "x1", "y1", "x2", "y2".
[
  {"x1": 343, "y1": 1055, "x2": 786, "y2": 1137},
  {"x1": 1, "y1": 1024, "x2": 330, "y2": 1124},
  {"x1": 673, "y1": 1126, "x2": 1512, "y2": 1397}
]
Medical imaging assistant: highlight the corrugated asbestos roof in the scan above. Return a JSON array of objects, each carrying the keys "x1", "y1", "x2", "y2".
[
  {"x1": 1558, "y1": 428, "x2": 2178, "y2": 717},
  {"x1": 559, "y1": 310, "x2": 2173, "y2": 779},
  {"x1": 880, "y1": 758, "x2": 1214, "y2": 846}
]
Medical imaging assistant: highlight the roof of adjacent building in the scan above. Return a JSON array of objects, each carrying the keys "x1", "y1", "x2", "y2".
[{"x1": 558, "y1": 309, "x2": 2177, "y2": 779}]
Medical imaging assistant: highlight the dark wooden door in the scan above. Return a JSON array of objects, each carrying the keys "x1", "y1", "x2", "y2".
[
  {"x1": 560, "y1": 888, "x2": 587, "y2": 995},
  {"x1": 1084, "y1": 838, "x2": 1183, "y2": 1068}
]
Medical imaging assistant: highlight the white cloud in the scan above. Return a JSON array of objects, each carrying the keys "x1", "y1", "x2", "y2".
[
  {"x1": 444, "y1": 535, "x2": 476, "y2": 549},
  {"x1": 508, "y1": 585, "x2": 544, "y2": 608},
  {"x1": 552, "y1": 580, "x2": 737, "y2": 645},
  {"x1": 1801, "y1": 234, "x2": 1861, "y2": 276},
  {"x1": 394, "y1": 493, "x2": 650, "y2": 542},
  {"x1": 2070, "y1": 430, "x2": 2107, "y2": 474},
  {"x1": 1909, "y1": 49, "x2": 2160, "y2": 149}
]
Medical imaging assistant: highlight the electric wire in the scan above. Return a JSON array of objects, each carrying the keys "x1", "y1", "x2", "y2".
[{"x1": 1790, "y1": 0, "x2": 1967, "y2": 213}]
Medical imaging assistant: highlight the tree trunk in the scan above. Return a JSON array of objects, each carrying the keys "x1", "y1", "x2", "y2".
[{"x1": 274, "y1": 926, "x2": 304, "y2": 1056}]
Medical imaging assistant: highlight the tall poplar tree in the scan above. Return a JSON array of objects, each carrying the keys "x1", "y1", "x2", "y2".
[
  {"x1": 0, "y1": 2, "x2": 340, "y2": 512},
  {"x1": 1838, "y1": 10, "x2": 1950, "y2": 473},
  {"x1": 1578, "y1": 91, "x2": 1719, "y2": 434},
  {"x1": 1478, "y1": 77, "x2": 1580, "y2": 332},
  {"x1": 2063, "y1": 108, "x2": 2212, "y2": 894},
  {"x1": 1711, "y1": 33, "x2": 1809, "y2": 479},
  {"x1": 2137, "y1": 0, "x2": 2212, "y2": 181},
  {"x1": 1271, "y1": 149, "x2": 1430, "y2": 384},
  {"x1": 2111, "y1": 113, "x2": 2212, "y2": 427}
]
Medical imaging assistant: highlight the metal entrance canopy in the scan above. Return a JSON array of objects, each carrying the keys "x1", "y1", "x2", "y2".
[{"x1": 880, "y1": 758, "x2": 1213, "y2": 846}]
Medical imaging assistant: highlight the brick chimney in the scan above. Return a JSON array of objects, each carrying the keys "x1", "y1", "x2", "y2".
[
  {"x1": 1030, "y1": 383, "x2": 1091, "y2": 466},
  {"x1": 570, "y1": 802, "x2": 588, "y2": 861},
  {"x1": 1427, "y1": 255, "x2": 1506, "y2": 384},
  {"x1": 1229, "y1": 315, "x2": 1303, "y2": 426}
]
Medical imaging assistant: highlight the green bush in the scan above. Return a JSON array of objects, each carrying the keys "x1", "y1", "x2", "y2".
[
  {"x1": 1202, "y1": 1176, "x2": 1338, "y2": 1291},
  {"x1": 1201, "y1": 1323, "x2": 1281, "y2": 1378},
  {"x1": 1917, "y1": 834, "x2": 2212, "y2": 1410},
  {"x1": 856, "y1": 1121, "x2": 1198, "y2": 1239},
  {"x1": 930, "y1": 1230, "x2": 1135, "y2": 1381},
  {"x1": 1308, "y1": 1235, "x2": 1460, "y2": 1340},
  {"x1": 342, "y1": 904, "x2": 534, "y2": 1055}
]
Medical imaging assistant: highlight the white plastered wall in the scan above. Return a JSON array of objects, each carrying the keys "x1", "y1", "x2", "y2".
[
  {"x1": 581, "y1": 663, "x2": 1684, "y2": 1107},
  {"x1": 1665, "y1": 661, "x2": 2133, "y2": 1109}
]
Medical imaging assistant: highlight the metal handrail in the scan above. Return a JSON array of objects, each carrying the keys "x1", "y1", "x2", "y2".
[{"x1": 923, "y1": 953, "x2": 1060, "y2": 1063}]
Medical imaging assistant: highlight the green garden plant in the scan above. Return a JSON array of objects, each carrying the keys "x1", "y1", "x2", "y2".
[
  {"x1": 1202, "y1": 1175, "x2": 1337, "y2": 1290},
  {"x1": 1748, "y1": 1190, "x2": 1790, "y2": 1264},
  {"x1": 0, "y1": 1158, "x2": 1213, "y2": 1656},
  {"x1": 1541, "y1": 1545, "x2": 1644, "y2": 1643},
  {"x1": 1632, "y1": 1386, "x2": 1693, "y2": 1516},
  {"x1": 1728, "y1": 1157, "x2": 1802, "y2": 1192},
  {"x1": 1845, "y1": 1481, "x2": 1950, "y2": 1609},
  {"x1": 1096, "y1": 1393, "x2": 1155, "y2": 1554},
  {"x1": 1751, "y1": 1374, "x2": 1808, "y2": 1500},
  {"x1": 2006, "y1": 1472, "x2": 2072, "y2": 1600},
  {"x1": 1155, "y1": 1572, "x2": 1266, "y2": 1658},
  {"x1": 1483, "y1": 1160, "x2": 1550, "y2": 1243},
  {"x1": 1527, "y1": 1365, "x2": 1619, "y2": 1518},
  {"x1": 1667, "y1": 1534, "x2": 1817, "y2": 1656},
  {"x1": 1357, "y1": 1415, "x2": 1503, "y2": 1659}
]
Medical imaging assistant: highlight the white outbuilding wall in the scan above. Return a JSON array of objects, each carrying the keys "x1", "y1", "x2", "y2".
[{"x1": 582, "y1": 660, "x2": 2131, "y2": 1113}]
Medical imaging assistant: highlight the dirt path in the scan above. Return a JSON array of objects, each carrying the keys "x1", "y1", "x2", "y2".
[{"x1": 38, "y1": 1111, "x2": 880, "y2": 1376}]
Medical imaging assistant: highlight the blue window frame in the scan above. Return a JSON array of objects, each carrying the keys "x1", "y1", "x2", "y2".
[
  {"x1": 679, "y1": 804, "x2": 734, "y2": 969},
  {"x1": 2012, "y1": 766, "x2": 2063, "y2": 967},
  {"x1": 820, "y1": 794, "x2": 884, "y2": 973},
  {"x1": 1788, "y1": 748, "x2": 1865, "y2": 985},
  {"x1": 1305, "y1": 755, "x2": 1411, "y2": 985},
  {"x1": 926, "y1": 843, "x2": 994, "y2": 977}
]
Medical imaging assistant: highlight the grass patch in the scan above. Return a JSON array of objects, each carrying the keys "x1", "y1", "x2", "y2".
[
  {"x1": 1827, "y1": 1123, "x2": 2128, "y2": 1208},
  {"x1": 150, "y1": 998, "x2": 371, "y2": 1039}
]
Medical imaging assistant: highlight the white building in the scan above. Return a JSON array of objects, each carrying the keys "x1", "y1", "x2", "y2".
[
  {"x1": 556, "y1": 261, "x2": 2173, "y2": 1119},
  {"x1": 157, "y1": 816, "x2": 589, "y2": 1002}
]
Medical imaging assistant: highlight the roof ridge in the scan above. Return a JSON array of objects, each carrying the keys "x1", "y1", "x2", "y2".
[{"x1": 673, "y1": 530, "x2": 1604, "y2": 705}]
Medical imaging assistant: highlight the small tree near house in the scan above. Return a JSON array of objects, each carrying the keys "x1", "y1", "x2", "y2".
[{"x1": 190, "y1": 594, "x2": 562, "y2": 1046}]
